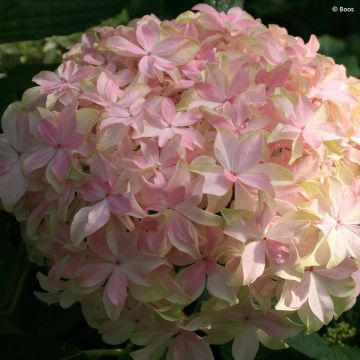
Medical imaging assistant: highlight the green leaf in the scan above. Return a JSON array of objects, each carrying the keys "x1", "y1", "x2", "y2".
[
  {"x1": 287, "y1": 333, "x2": 360, "y2": 360},
  {"x1": 318, "y1": 35, "x2": 360, "y2": 77},
  {"x1": 287, "y1": 333, "x2": 329, "y2": 359},
  {"x1": 0, "y1": 335, "x2": 86, "y2": 360},
  {"x1": 337, "y1": 55, "x2": 360, "y2": 77},
  {"x1": 0, "y1": 0, "x2": 128, "y2": 43},
  {"x1": 218, "y1": 341, "x2": 233, "y2": 360},
  {"x1": 319, "y1": 35, "x2": 346, "y2": 57},
  {"x1": 218, "y1": 342, "x2": 311, "y2": 360},
  {"x1": 256, "y1": 345, "x2": 310, "y2": 360}
]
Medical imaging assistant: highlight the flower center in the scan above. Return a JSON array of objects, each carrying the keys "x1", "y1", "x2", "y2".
[{"x1": 223, "y1": 169, "x2": 238, "y2": 183}]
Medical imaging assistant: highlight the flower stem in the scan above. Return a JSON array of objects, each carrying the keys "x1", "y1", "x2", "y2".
[{"x1": 83, "y1": 348, "x2": 128, "y2": 358}]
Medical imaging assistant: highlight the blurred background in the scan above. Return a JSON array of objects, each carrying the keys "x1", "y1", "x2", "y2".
[{"x1": 0, "y1": 0, "x2": 359, "y2": 359}]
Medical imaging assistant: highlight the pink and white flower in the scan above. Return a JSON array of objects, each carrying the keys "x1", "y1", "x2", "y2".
[{"x1": 1, "y1": 3, "x2": 360, "y2": 360}]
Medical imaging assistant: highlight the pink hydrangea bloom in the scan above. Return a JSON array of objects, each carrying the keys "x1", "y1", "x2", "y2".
[{"x1": 1, "y1": 3, "x2": 360, "y2": 360}]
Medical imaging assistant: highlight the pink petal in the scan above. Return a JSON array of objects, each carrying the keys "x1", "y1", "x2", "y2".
[
  {"x1": 251, "y1": 311, "x2": 297, "y2": 339},
  {"x1": 62, "y1": 132, "x2": 83, "y2": 149},
  {"x1": 238, "y1": 172, "x2": 273, "y2": 194},
  {"x1": 103, "y1": 36, "x2": 146, "y2": 57},
  {"x1": 173, "y1": 128, "x2": 203, "y2": 150},
  {"x1": 139, "y1": 55, "x2": 156, "y2": 78},
  {"x1": 80, "y1": 179, "x2": 106, "y2": 202},
  {"x1": 71, "y1": 64, "x2": 94, "y2": 83},
  {"x1": 23, "y1": 147, "x2": 56, "y2": 173},
  {"x1": 324, "y1": 229, "x2": 347, "y2": 267},
  {"x1": 262, "y1": 42, "x2": 287, "y2": 65},
  {"x1": 49, "y1": 149, "x2": 70, "y2": 182},
  {"x1": 203, "y1": 171, "x2": 231, "y2": 196},
  {"x1": 233, "y1": 134, "x2": 265, "y2": 172},
  {"x1": 207, "y1": 263, "x2": 238, "y2": 304},
  {"x1": 2, "y1": 103, "x2": 32, "y2": 151},
  {"x1": 168, "y1": 212, "x2": 200, "y2": 258},
  {"x1": 288, "y1": 274, "x2": 310, "y2": 308},
  {"x1": 106, "y1": 266, "x2": 128, "y2": 307},
  {"x1": 58, "y1": 102, "x2": 78, "y2": 141},
  {"x1": 292, "y1": 95, "x2": 313, "y2": 128},
  {"x1": 75, "y1": 262, "x2": 113, "y2": 287},
  {"x1": 228, "y1": 69, "x2": 250, "y2": 98},
  {"x1": 157, "y1": 128, "x2": 174, "y2": 148},
  {"x1": 0, "y1": 145, "x2": 18, "y2": 175},
  {"x1": 308, "y1": 273, "x2": 334, "y2": 323},
  {"x1": 255, "y1": 61, "x2": 291, "y2": 94},
  {"x1": 195, "y1": 82, "x2": 224, "y2": 102},
  {"x1": 177, "y1": 262, "x2": 206, "y2": 300},
  {"x1": 140, "y1": 179, "x2": 173, "y2": 210},
  {"x1": 172, "y1": 111, "x2": 200, "y2": 127},
  {"x1": 192, "y1": 3, "x2": 221, "y2": 17},
  {"x1": 242, "y1": 241, "x2": 265, "y2": 284},
  {"x1": 57, "y1": 60, "x2": 77, "y2": 79},
  {"x1": 48, "y1": 256, "x2": 70, "y2": 282},
  {"x1": 160, "y1": 98, "x2": 176, "y2": 124},
  {"x1": 232, "y1": 325, "x2": 259, "y2": 360},
  {"x1": 154, "y1": 37, "x2": 199, "y2": 65},
  {"x1": 121, "y1": 264, "x2": 152, "y2": 286},
  {"x1": 33, "y1": 71, "x2": 60, "y2": 91},
  {"x1": 108, "y1": 195, "x2": 131, "y2": 215},
  {"x1": 89, "y1": 232, "x2": 116, "y2": 262},
  {"x1": 338, "y1": 225, "x2": 360, "y2": 260},
  {"x1": 254, "y1": 203, "x2": 275, "y2": 233},
  {"x1": 202, "y1": 107, "x2": 233, "y2": 129},
  {"x1": 223, "y1": 213, "x2": 258, "y2": 242},
  {"x1": 37, "y1": 119, "x2": 59, "y2": 145},
  {"x1": 140, "y1": 139, "x2": 160, "y2": 165},
  {"x1": 118, "y1": 87, "x2": 144, "y2": 108},
  {"x1": 306, "y1": 123, "x2": 343, "y2": 146},
  {"x1": 0, "y1": 159, "x2": 28, "y2": 211},
  {"x1": 208, "y1": 66, "x2": 229, "y2": 99},
  {"x1": 136, "y1": 20, "x2": 160, "y2": 53},
  {"x1": 264, "y1": 239, "x2": 290, "y2": 264},
  {"x1": 97, "y1": 72, "x2": 119, "y2": 103},
  {"x1": 70, "y1": 199, "x2": 111, "y2": 245},
  {"x1": 143, "y1": 226, "x2": 168, "y2": 255},
  {"x1": 315, "y1": 259, "x2": 357, "y2": 280},
  {"x1": 186, "y1": 334, "x2": 214, "y2": 360},
  {"x1": 181, "y1": 207, "x2": 223, "y2": 226},
  {"x1": 214, "y1": 129, "x2": 264, "y2": 172},
  {"x1": 100, "y1": 318, "x2": 135, "y2": 345}
]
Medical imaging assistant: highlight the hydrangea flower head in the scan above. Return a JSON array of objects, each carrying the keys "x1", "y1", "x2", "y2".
[{"x1": 1, "y1": 3, "x2": 360, "y2": 359}]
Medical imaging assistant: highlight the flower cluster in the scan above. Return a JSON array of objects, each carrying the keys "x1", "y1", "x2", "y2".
[{"x1": 1, "y1": 3, "x2": 360, "y2": 359}]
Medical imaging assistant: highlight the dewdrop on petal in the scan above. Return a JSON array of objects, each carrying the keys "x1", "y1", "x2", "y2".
[{"x1": 1, "y1": 3, "x2": 360, "y2": 359}]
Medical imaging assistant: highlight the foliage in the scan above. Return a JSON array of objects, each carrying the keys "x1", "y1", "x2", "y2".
[
  {"x1": 0, "y1": 0, "x2": 129, "y2": 43},
  {"x1": 323, "y1": 322, "x2": 356, "y2": 347},
  {"x1": 287, "y1": 333, "x2": 360, "y2": 360}
]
